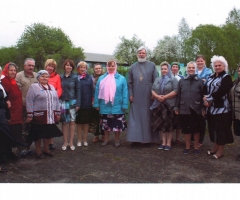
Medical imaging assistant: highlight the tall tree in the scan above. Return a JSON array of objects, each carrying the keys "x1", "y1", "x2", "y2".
[
  {"x1": 16, "y1": 23, "x2": 85, "y2": 70},
  {"x1": 0, "y1": 47, "x2": 19, "y2": 67},
  {"x1": 114, "y1": 34, "x2": 150, "y2": 65},
  {"x1": 226, "y1": 7, "x2": 240, "y2": 29},
  {"x1": 185, "y1": 24, "x2": 235, "y2": 69},
  {"x1": 178, "y1": 18, "x2": 192, "y2": 64},
  {"x1": 153, "y1": 35, "x2": 181, "y2": 64}
]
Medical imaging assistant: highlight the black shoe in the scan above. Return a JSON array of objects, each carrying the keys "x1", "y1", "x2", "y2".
[{"x1": 49, "y1": 144, "x2": 56, "y2": 150}]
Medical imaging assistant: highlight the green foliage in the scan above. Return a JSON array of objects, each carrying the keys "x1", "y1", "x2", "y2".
[
  {"x1": 0, "y1": 47, "x2": 19, "y2": 67},
  {"x1": 226, "y1": 7, "x2": 240, "y2": 29},
  {"x1": 16, "y1": 23, "x2": 85, "y2": 70},
  {"x1": 114, "y1": 34, "x2": 151, "y2": 65},
  {"x1": 117, "y1": 66, "x2": 129, "y2": 77}
]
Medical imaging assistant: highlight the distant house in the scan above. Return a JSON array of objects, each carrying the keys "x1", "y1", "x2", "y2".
[{"x1": 84, "y1": 52, "x2": 128, "y2": 68}]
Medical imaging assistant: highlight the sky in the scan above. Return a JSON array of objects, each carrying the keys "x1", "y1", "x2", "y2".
[{"x1": 0, "y1": 0, "x2": 239, "y2": 55}]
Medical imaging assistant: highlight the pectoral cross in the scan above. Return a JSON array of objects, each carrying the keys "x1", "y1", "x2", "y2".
[{"x1": 139, "y1": 76, "x2": 143, "y2": 81}]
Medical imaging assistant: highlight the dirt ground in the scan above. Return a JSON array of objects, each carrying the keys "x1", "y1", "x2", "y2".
[{"x1": 1, "y1": 127, "x2": 240, "y2": 183}]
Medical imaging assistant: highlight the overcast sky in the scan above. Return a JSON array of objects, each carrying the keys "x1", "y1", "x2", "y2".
[{"x1": 0, "y1": 0, "x2": 239, "y2": 55}]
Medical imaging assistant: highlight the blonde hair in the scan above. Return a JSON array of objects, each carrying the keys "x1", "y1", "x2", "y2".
[
  {"x1": 44, "y1": 59, "x2": 57, "y2": 72},
  {"x1": 77, "y1": 61, "x2": 88, "y2": 68}
]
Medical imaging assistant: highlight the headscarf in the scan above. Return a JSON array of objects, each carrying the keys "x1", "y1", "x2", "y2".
[
  {"x1": 2, "y1": 62, "x2": 18, "y2": 85},
  {"x1": 98, "y1": 60, "x2": 117, "y2": 104},
  {"x1": 37, "y1": 70, "x2": 49, "y2": 81}
]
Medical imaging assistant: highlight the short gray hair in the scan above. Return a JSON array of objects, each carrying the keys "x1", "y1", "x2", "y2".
[
  {"x1": 211, "y1": 55, "x2": 228, "y2": 73},
  {"x1": 187, "y1": 61, "x2": 197, "y2": 69},
  {"x1": 24, "y1": 58, "x2": 35, "y2": 65},
  {"x1": 137, "y1": 46, "x2": 147, "y2": 54}
]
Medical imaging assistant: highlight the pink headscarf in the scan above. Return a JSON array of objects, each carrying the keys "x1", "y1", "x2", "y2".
[{"x1": 98, "y1": 60, "x2": 117, "y2": 104}]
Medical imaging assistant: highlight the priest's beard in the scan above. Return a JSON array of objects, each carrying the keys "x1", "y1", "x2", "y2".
[{"x1": 138, "y1": 57, "x2": 147, "y2": 62}]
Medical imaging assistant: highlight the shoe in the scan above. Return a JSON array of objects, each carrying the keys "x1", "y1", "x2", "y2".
[
  {"x1": 62, "y1": 144, "x2": 68, "y2": 151},
  {"x1": 42, "y1": 151, "x2": 54, "y2": 157},
  {"x1": 83, "y1": 142, "x2": 88, "y2": 147},
  {"x1": 213, "y1": 154, "x2": 224, "y2": 159},
  {"x1": 183, "y1": 149, "x2": 191, "y2": 154},
  {"x1": 207, "y1": 150, "x2": 216, "y2": 155},
  {"x1": 164, "y1": 146, "x2": 171, "y2": 151},
  {"x1": 194, "y1": 149, "x2": 200, "y2": 154},
  {"x1": 115, "y1": 141, "x2": 120, "y2": 147},
  {"x1": 19, "y1": 150, "x2": 28, "y2": 157},
  {"x1": 69, "y1": 145, "x2": 75, "y2": 150},
  {"x1": 0, "y1": 166, "x2": 8, "y2": 173},
  {"x1": 36, "y1": 153, "x2": 44, "y2": 159},
  {"x1": 158, "y1": 145, "x2": 165, "y2": 150},
  {"x1": 77, "y1": 142, "x2": 82, "y2": 147},
  {"x1": 49, "y1": 144, "x2": 56, "y2": 150},
  {"x1": 93, "y1": 136, "x2": 99, "y2": 143},
  {"x1": 101, "y1": 141, "x2": 108, "y2": 147},
  {"x1": 27, "y1": 150, "x2": 34, "y2": 156}
]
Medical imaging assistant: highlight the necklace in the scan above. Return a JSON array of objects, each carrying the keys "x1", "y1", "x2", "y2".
[{"x1": 138, "y1": 62, "x2": 145, "y2": 81}]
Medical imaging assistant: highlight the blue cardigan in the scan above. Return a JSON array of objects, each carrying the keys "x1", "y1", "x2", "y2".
[
  {"x1": 93, "y1": 72, "x2": 128, "y2": 114},
  {"x1": 196, "y1": 66, "x2": 212, "y2": 82}
]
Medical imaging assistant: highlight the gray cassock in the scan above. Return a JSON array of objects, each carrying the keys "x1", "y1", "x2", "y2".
[{"x1": 127, "y1": 60, "x2": 158, "y2": 143}]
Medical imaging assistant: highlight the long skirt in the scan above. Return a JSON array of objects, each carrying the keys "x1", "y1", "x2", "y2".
[
  {"x1": 89, "y1": 109, "x2": 104, "y2": 136},
  {"x1": 151, "y1": 103, "x2": 175, "y2": 132},
  {"x1": 207, "y1": 112, "x2": 234, "y2": 145},
  {"x1": 28, "y1": 124, "x2": 63, "y2": 142}
]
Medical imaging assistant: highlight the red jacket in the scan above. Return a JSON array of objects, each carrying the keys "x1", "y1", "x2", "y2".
[
  {"x1": 48, "y1": 72, "x2": 62, "y2": 98},
  {"x1": 1, "y1": 77, "x2": 23, "y2": 124}
]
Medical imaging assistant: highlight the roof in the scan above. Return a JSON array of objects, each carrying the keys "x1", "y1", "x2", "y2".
[{"x1": 84, "y1": 52, "x2": 116, "y2": 63}]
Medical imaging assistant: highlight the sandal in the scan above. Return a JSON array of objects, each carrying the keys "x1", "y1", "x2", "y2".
[
  {"x1": 213, "y1": 154, "x2": 224, "y2": 159},
  {"x1": 0, "y1": 166, "x2": 8, "y2": 173}
]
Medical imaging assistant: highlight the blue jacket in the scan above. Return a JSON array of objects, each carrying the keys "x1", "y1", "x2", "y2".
[
  {"x1": 196, "y1": 66, "x2": 212, "y2": 82},
  {"x1": 93, "y1": 72, "x2": 128, "y2": 114},
  {"x1": 60, "y1": 72, "x2": 81, "y2": 107},
  {"x1": 78, "y1": 73, "x2": 93, "y2": 109}
]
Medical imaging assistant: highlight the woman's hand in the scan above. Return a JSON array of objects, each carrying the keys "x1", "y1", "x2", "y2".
[
  {"x1": 202, "y1": 110, "x2": 206, "y2": 116},
  {"x1": 95, "y1": 107, "x2": 99, "y2": 110},
  {"x1": 204, "y1": 101, "x2": 210, "y2": 107},
  {"x1": 129, "y1": 96, "x2": 134, "y2": 102},
  {"x1": 203, "y1": 96, "x2": 207, "y2": 101},
  {"x1": 25, "y1": 117, "x2": 32, "y2": 124},
  {"x1": 157, "y1": 95, "x2": 165, "y2": 102},
  {"x1": 6, "y1": 100, "x2": 11, "y2": 108},
  {"x1": 76, "y1": 107, "x2": 80, "y2": 111},
  {"x1": 175, "y1": 110, "x2": 179, "y2": 115}
]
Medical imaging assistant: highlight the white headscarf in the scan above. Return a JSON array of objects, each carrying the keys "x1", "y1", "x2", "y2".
[{"x1": 0, "y1": 67, "x2": 7, "y2": 98}]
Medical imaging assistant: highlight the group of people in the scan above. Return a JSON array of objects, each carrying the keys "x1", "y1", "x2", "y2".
[{"x1": 0, "y1": 46, "x2": 239, "y2": 173}]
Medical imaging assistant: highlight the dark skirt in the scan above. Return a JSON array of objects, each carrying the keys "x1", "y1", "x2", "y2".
[
  {"x1": 207, "y1": 112, "x2": 234, "y2": 145},
  {"x1": 0, "y1": 124, "x2": 27, "y2": 155},
  {"x1": 100, "y1": 114, "x2": 127, "y2": 131},
  {"x1": 179, "y1": 109, "x2": 202, "y2": 134},
  {"x1": 233, "y1": 119, "x2": 240, "y2": 136},
  {"x1": 9, "y1": 124, "x2": 23, "y2": 147},
  {"x1": 75, "y1": 108, "x2": 93, "y2": 124},
  {"x1": 151, "y1": 103, "x2": 175, "y2": 132},
  {"x1": 89, "y1": 109, "x2": 104, "y2": 136},
  {"x1": 28, "y1": 124, "x2": 63, "y2": 142}
]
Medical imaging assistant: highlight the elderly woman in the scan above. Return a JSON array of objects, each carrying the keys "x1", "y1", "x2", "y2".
[
  {"x1": 230, "y1": 65, "x2": 240, "y2": 160},
  {"x1": 91, "y1": 63, "x2": 104, "y2": 143},
  {"x1": 1, "y1": 62, "x2": 23, "y2": 158},
  {"x1": 195, "y1": 55, "x2": 213, "y2": 148},
  {"x1": 0, "y1": 66, "x2": 27, "y2": 172},
  {"x1": 44, "y1": 59, "x2": 62, "y2": 150},
  {"x1": 25, "y1": 70, "x2": 63, "y2": 159},
  {"x1": 175, "y1": 62, "x2": 204, "y2": 154},
  {"x1": 204, "y1": 56, "x2": 233, "y2": 159},
  {"x1": 94, "y1": 60, "x2": 128, "y2": 147},
  {"x1": 60, "y1": 59, "x2": 80, "y2": 151},
  {"x1": 76, "y1": 61, "x2": 94, "y2": 147},
  {"x1": 151, "y1": 61, "x2": 178, "y2": 150}
]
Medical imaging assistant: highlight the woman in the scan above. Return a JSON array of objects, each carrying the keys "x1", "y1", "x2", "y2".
[
  {"x1": 195, "y1": 55, "x2": 213, "y2": 147},
  {"x1": 25, "y1": 70, "x2": 63, "y2": 158},
  {"x1": 230, "y1": 65, "x2": 240, "y2": 160},
  {"x1": 91, "y1": 63, "x2": 104, "y2": 143},
  {"x1": 94, "y1": 60, "x2": 128, "y2": 147},
  {"x1": 1, "y1": 62, "x2": 23, "y2": 157},
  {"x1": 60, "y1": 59, "x2": 80, "y2": 151},
  {"x1": 76, "y1": 61, "x2": 93, "y2": 147},
  {"x1": 44, "y1": 59, "x2": 62, "y2": 150},
  {"x1": 204, "y1": 55, "x2": 233, "y2": 159},
  {"x1": 151, "y1": 61, "x2": 178, "y2": 151},
  {"x1": 175, "y1": 62, "x2": 204, "y2": 154}
]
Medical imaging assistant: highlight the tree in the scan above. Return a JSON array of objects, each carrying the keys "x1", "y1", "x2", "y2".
[
  {"x1": 16, "y1": 23, "x2": 85, "y2": 70},
  {"x1": 178, "y1": 18, "x2": 192, "y2": 64},
  {"x1": 153, "y1": 35, "x2": 181, "y2": 64},
  {"x1": 226, "y1": 7, "x2": 240, "y2": 29},
  {"x1": 0, "y1": 47, "x2": 19, "y2": 67},
  {"x1": 113, "y1": 34, "x2": 150, "y2": 65},
  {"x1": 185, "y1": 24, "x2": 235, "y2": 69}
]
